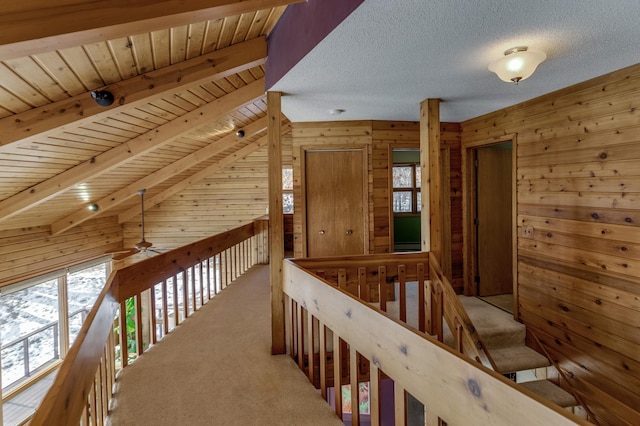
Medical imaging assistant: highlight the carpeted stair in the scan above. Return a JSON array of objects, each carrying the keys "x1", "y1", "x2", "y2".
[{"x1": 445, "y1": 296, "x2": 577, "y2": 409}]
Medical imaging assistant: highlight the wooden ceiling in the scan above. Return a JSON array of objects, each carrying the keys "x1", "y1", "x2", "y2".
[{"x1": 0, "y1": 1, "x2": 298, "y2": 233}]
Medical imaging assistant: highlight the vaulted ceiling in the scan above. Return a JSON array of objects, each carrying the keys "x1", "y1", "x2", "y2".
[{"x1": 0, "y1": 1, "x2": 300, "y2": 235}]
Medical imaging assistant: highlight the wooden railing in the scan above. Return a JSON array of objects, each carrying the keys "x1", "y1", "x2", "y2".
[
  {"x1": 29, "y1": 218, "x2": 269, "y2": 426},
  {"x1": 284, "y1": 252, "x2": 589, "y2": 425}
]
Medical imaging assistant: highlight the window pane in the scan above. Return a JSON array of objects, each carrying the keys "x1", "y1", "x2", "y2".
[
  {"x1": 417, "y1": 191, "x2": 422, "y2": 212},
  {"x1": 1, "y1": 279, "x2": 59, "y2": 389},
  {"x1": 283, "y1": 193, "x2": 294, "y2": 214},
  {"x1": 282, "y1": 168, "x2": 293, "y2": 191},
  {"x1": 393, "y1": 166, "x2": 413, "y2": 188},
  {"x1": 67, "y1": 264, "x2": 107, "y2": 345},
  {"x1": 393, "y1": 191, "x2": 413, "y2": 213},
  {"x1": 415, "y1": 166, "x2": 421, "y2": 188}
]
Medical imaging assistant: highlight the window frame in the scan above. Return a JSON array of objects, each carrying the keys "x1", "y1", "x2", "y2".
[{"x1": 392, "y1": 163, "x2": 421, "y2": 215}]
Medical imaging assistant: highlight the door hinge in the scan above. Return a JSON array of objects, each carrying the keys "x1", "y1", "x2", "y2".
[
  {"x1": 474, "y1": 159, "x2": 479, "y2": 168},
  {"x1": 474, "y1": 275, "x2": 480, "y2": 284},
  {"x1": 474, "y1": 217, "x2": 479, "y2": 226}
]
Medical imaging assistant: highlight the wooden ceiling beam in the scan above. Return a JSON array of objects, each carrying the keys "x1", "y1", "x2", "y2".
[
  {"x1": 118, "y1": 135, "x2": 269, "y2": 224},
  {"x1": 0, "y1": 79, "x2": 265, "y2": 225},
  {"x1": 0, "y1": 37, "x2": 267, "y2": 152},
  {"x1": 51, "y1": 117, "x2": 268, "y2": 235},
  {"x1": 0, "y1": 0, "x2": 304, "y2": 60}
]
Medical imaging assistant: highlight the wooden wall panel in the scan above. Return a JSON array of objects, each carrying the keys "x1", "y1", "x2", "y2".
[
  {"x1": 122, "y1": 147, "x2": 269, "y2": 250},
  {"x1": 461, "y1": 63, "x2": 640, "y2": 426},
  {"x1": 291, "y1": 119, "x2": 463, "y2": 289},
  {"x1": 0, "y1": 217, "x2": 122, "y2": 287}
]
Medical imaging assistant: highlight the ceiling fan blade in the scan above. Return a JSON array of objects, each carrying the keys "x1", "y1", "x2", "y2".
[{"x1": 111, "y1": 248, "x2": 140, "y2": 260}]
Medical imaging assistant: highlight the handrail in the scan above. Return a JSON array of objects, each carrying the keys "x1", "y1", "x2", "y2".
[
  {"x1": 29, "y1": 218, "x2": 269, "y2": 425},
  {"x1": 428, "y1": 254, "x2": 497, "y2": 369},
  {"x1": 283, "y1": 254, "x2": 589, "y2": 425}
]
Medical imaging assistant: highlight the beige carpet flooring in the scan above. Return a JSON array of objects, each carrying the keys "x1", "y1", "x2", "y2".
[{"x1": 106, "y1": 265, "x2": 342, "y2": 426}]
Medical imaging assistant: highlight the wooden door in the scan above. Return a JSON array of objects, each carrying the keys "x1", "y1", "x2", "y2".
[
  {"x1": 306, "y1": 150, "x2": 365, "y2": 257},
  {"x1": 476, "y1": 143, "x2": 512, "y2": 296}
]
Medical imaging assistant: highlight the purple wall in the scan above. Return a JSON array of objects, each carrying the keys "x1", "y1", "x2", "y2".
[{"x1": 265, "y1": 0, "x2": 364, "y2": 89}]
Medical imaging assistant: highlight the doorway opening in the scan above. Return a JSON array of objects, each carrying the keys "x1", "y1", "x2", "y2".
[
  {"x1": 464, "y1": 139, "x2": 516, "y2": 316},
  {"x1": 391, "y1": 149, "x2": 421, "y2": 252}
]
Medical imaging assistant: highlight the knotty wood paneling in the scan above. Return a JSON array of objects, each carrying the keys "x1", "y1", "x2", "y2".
[
  {"x1": 291, "y1": 120, "x2": 463, "y2": 287},
  {"x1": 122, "y1": 148, "x2": 269, "y2": 250},
  {"x1": 461, "y1": 63, "x2": 640, "y2": 426},
  {"x1": 0, "y1": 217, "x2": 122, "y2": 287}
]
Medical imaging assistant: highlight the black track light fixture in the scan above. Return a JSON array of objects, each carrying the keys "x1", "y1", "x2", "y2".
[{"x1": 90, "y1": 90, "x2": 115, "y2": 107}]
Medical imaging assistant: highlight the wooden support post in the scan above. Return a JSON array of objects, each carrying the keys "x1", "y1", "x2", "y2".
[
  {"x1": 268, "y1": 91, "x2": 286, "y2": 354},
  {"x1": 420, "y1": 99, "x2": 441, "y2": 258}
]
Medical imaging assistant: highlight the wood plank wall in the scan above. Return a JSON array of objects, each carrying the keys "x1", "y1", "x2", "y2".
[
  {"x1": 0, "y1": 217, "x2": 122, "y2": 287},
  {"x1": 291, "y1": 120, "x2": 463, "y2": 291},
  {"x1": 122, "y1": 148, "x2": 271, "y2": 249},
  {"x1": 461, "y1": 64, "x2": 640, "y2": 426}
]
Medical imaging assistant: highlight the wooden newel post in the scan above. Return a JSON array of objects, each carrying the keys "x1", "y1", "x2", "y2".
[{"x1": 268, "y1": 91, "x2": 286, "y2": 354}]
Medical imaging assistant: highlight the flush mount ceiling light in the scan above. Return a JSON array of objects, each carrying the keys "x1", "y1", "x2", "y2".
[
  {"x1": 329, "y1": 108, "x2": 345, "y2": 116},
  {"x1": 488, "y1": 46, "x2": 546, "y2": 85}
]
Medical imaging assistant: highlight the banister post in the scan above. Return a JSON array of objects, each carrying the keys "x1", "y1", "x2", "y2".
[
  {"x1": 420, "y1": 98, "x2": 442, "y2": 260},
  {"x1": 268, "y1": 91, "x2": 286, "y2": 354}
]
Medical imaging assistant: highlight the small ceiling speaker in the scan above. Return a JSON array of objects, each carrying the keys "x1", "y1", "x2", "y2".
[{"x1": 90, "y1": 90, "x2": 115, "y2": 106}]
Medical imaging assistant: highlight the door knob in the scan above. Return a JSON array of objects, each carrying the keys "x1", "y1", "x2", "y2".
[
  {"x1": 345, "y1": 229, "x2": 353, "y2": 235},
  {"x1": 319, "y1": 230, "x2": 325, "y2": 235}
]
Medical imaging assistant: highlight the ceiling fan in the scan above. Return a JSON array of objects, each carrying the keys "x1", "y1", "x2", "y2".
[{"x1": 111, "y1": 189, "x2": 163, "y2": 260}]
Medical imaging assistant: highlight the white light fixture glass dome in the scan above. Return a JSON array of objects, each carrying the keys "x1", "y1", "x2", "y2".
[{"x1": 488, "y1": 46, "x2": 546, "y2": 84}]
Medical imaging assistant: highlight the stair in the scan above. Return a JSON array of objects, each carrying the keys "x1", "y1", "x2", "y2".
[{"x1": 444, "y1": 296, "x2": 577, "y2": 409}]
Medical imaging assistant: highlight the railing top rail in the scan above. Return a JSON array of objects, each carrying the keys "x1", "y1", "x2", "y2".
[
  {"x1": 114, "y1": 221, "x2": 256, "y2": 302},
  {"x1": 283, "y1": 258, "x2": 589, "y2": 426},
  {"x1": 290, "y1": 251, "x2": 429, "y2": 269}
]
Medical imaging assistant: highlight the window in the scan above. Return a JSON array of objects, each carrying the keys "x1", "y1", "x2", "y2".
[
  {"x1": 0, "y1": 257, "x2": 110, "y2": 392},
  {"x1": 393, "y1": 163, "x2": 421, "y2": 214},
  {"x1": 282, "y1": 167, "x2": 293, "y2": 213}
]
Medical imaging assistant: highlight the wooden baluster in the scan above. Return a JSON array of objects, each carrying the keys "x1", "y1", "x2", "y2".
[
  {"x1": 190, "y1": 266, "x2": 197, "y2": 311},
  {"x1": 379, "y1": 266, "x2": 387, "y2": 312},
  {"x1": 182, "y1": 271, "x2": 189, "y2": 319},
  {"x1": 399, "y1": 264, "x2": 407, "y2": 323},
  {"x1": 135, "y1": 293, "x2": 143, "y2": 355},
  {"x1": 394, "y1": 383, "x2": 406, "y2": 426},
  {"x1": 370, "y1": 362, "x2": 380, "y2": 426},
  {"x1": 172, "y1": 275, "x2": 179, "y2": 327},
  {"x1": 307, "y1": 310, "x2": 315, "y2": 384},
  {"x1": 425, "y1": 279, "x2": 433, "y2": 335},
  {"x1": 290, "y1": 300, "x2": 297, "y2": 361},
  {"x1": 357, "y1": 267, "x2": 367, "y2": 301},
  {"x1": 89, "y1": 371, "x2": 97, "y2": 424},
  {"x1": 455, "y1": 318, "x2": 464, "y2": 353},
  {"x1": 434, "y1": 282, "x2": 444, "y2": 342},
  {"x1": 226, "y1": 248, "x2": 231, "y2": 287},
  {"x1": 319, "y1": 322, "x2": 328, "y2": 399},
  {"x1": 162, "y1": 280, "x2": 169, "y2": 336},
  {"x1": 119, "y1": 300, "x2": 128, "y2": 367},
  {"x1": 350, "y1": 346, "x2": 360, "y2": 426},
  {"x1": 149, "y1": 285, "x2": 157, "y2": 345},
  {"x1": 338, "y1": 268, "x2": 347, "y2": 290},
  {"x1": 205, "y1": 258, "x2": 211, "y2": 299},
  {"x1": 417, "y1": 263, "x2": 426, "y2": 332},
  {"x1": 425, "y1": 407, "x2": 440, "y2": 425},
  {"x1": 199, "y1": 262, "x2": 204, "y2": 306},
  {"x1": 297, "y1": 304, "x2": 304, "y2": 370},
  {"x1": 213, "y1": 254, "x2": 219, "y2": 295},
  {"x1": 333, "y1": 332, "x2": 343, "y2": 419}
]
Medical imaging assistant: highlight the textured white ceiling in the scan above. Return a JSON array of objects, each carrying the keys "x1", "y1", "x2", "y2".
[{"x1": 270, "y1": 0, "x2": 640, "y2": 123}]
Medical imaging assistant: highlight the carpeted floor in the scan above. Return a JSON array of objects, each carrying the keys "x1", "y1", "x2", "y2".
[{"x1": 106, "y1": 265, "x2": 342, "y2": 426}]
